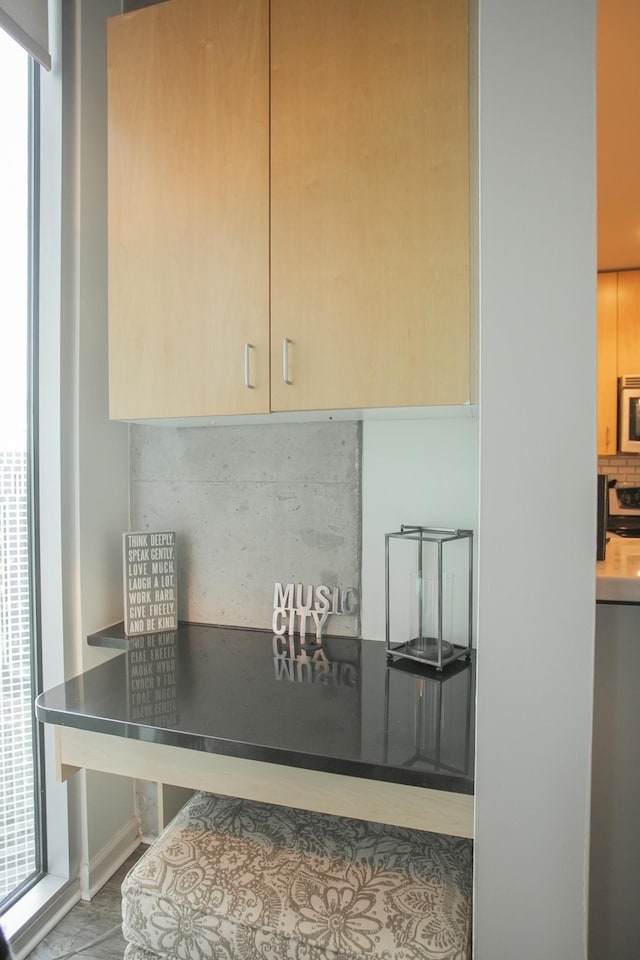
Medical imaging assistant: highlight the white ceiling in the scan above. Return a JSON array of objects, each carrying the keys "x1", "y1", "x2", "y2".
[{"x1": 598, "y1": 0, "x2": 640, "y2": 270}]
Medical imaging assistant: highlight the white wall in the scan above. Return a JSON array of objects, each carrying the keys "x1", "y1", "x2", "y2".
[
  {"x1": 75, "y1": 1, "x2": 130, "y2": 659},
  {"x1": 474, "y1": 2, "x2": 596, "y2": 958},
  {"x1": 361, "y1": 415, "x2": 479, "y2": 640},
  {"x1": 65, "y1": 0, "x2": 137, "y2": 892}
]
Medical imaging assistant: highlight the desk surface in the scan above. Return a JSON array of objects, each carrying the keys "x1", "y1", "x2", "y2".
[{"x1": 36, "y1": 623, "x2": 475, "y2": 797}]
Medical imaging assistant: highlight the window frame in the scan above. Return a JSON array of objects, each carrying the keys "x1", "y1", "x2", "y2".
[
  {"x1": 0, "y1": 45, "x2": 45, "y2": 918},
  {"x1": 0, "y1": 1, "x2": 81, "y2": 947}
]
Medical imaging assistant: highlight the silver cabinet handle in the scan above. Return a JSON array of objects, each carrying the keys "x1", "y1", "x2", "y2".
[
  {"x1": 283, "y1": 338, "x2": 292, "y2": 385},
  {"x1": 244, "y1": 343, "x2": 254, "y2": 389}
]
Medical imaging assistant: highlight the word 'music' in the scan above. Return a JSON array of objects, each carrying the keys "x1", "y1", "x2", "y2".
[{"x1": 272, "y1": 581, "x2": 359, "y2": 640}]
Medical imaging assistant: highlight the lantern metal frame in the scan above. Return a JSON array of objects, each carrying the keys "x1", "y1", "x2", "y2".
[{"x1": 385, "y1": 525, "x2": 473, "y2": 671}]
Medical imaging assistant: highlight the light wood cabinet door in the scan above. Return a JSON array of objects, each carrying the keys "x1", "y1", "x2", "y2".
[
  {"x1": 617, "y1": 270, "x2": 640, "y2": 379},
  {"x1": 270, "y1": 0, "x2": 470, "y2": 412},
  {"x1": 597, "y1": 272, "x2": 618, "y2": 456},
  {"x1": 108, "y1": 0, "x2": 270, "y2": 420}
]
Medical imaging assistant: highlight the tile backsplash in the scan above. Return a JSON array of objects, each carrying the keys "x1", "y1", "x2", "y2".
[
  {"x1": 130, "y1": 422, "x2": 362, "y2": 636},
  {"x1": 598, "y1": 455, "x2": 640, "y2": 483}
]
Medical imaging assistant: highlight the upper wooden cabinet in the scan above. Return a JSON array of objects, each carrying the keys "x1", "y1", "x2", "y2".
[
  {"x1": 597, "y1": 272, "x2": 618, "y2": 456},
  {"x1": 617, "y1": 271, "x2": 640, "y2": 377},
  {"x1": 108, "y1": 0, "x2": 270, "y2": 419},
  {"x1": 107, "y1": 0, "x2": 470, "y2": 420},
  {"x1": 597, "y1": 269, "x2": 640, "y2": 456},
  {"x1": 270, "y1": 0, "x2": 470, "y2": 411}
]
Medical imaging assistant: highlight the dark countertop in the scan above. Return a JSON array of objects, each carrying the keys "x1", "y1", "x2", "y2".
[{"x1": 35, "y1": 622, "x2": 475, "y2": 796}]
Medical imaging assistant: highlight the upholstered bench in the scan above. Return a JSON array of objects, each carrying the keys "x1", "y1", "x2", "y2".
[{"x1": 121, "y1": 791, "x2": 472, "y2": 960}]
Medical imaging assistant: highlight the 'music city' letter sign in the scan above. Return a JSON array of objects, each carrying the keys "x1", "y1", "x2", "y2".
[{"x1": 272, "y1": 581, "x2": 359, "y2": 640}]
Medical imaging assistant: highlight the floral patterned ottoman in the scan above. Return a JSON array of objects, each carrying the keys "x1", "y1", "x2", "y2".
[{"x1": 121, "y1": 791, "x2": 472, "y2": 960}]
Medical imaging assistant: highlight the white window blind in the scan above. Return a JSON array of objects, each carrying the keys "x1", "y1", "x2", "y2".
[{"x1": 0, "y1": 0, "x2": 50, "y2": 69}]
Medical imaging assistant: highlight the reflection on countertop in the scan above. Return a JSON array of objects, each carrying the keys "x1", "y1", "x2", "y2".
[{"x1": 597, "y1": 533, "x2": 640, "y2": 603}]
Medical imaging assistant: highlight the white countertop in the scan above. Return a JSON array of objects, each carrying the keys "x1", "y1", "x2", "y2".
[{"x1": 597, "y1": 533, "x2": 640, "y2": 603}]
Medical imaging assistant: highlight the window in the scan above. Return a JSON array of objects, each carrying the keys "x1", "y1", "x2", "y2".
[{"x1": 0, "y1": 27, "x2": 44, "y2": 909}]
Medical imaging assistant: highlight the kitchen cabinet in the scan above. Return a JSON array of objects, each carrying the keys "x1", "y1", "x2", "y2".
[
  {"x1": 617, "y1": 270, "x2": 640, "y2": 377},
  {"x1": 270, "y1": 0, "x2": 470, "y2": 411},
  {"x1": 597, "y1": 269, "x2": 640, "y2": 456},
  {"x1": 597, "y1": 272, "x2": 618, "y2": 455},
  {"x1": 108, "y1": 0, "x2": 270, "y2": 420},
  {"x1": 108, "y1": 0, "x2": 470, "y2": 420}
]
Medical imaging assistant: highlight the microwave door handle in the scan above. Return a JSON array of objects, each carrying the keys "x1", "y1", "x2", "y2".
[
  {"x1": 620, "y1": 391, "x2": 628, "y2": 451},
  {"x1": 630, "y1": 393, "x2": 640, "y2": 439}
]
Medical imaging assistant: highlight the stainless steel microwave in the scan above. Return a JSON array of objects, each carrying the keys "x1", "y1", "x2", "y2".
[{"x1": 619, "y1": 375, "x2": 640, "y2": 453}]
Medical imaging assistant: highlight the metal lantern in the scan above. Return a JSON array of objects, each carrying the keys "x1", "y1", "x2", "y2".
[{"x1": 385, "y1": 525, "x2": 473, "y2": 670}]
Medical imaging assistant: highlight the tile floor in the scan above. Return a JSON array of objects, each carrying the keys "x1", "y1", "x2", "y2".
[{"x1": 25, "y1": 846, "x2": 147, "y2": 960}]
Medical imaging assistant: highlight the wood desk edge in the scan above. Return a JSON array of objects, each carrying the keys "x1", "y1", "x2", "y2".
[{"x1": 55, "y1": 725, "x2": 474, "y2": 840}]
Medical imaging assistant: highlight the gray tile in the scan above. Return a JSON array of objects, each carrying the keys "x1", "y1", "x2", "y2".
[
  {"x1": 26, "y1": 848, "x2": 147, "y2": 960},
  {"x1": 26, "y1": 914, "x2": 124, "y2": 960},
  {"x1": 129, "y1": 421, "x2": 362, "y2": 635},
  {"x1": 131, "y1": 478, "x2": 361, "y2": 634}
]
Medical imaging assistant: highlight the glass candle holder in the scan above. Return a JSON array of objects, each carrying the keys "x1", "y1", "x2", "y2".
[{"x1": 385, "y1": 526, "x2": 473, "y2": 670}]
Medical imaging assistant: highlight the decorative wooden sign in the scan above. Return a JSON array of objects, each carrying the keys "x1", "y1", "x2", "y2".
[
  {"x1": 123, "y1": 531, "x2": 177, "y2": 636},
  {"x1": 272, "y1": 581, "x2": 359, "y2": 640}
]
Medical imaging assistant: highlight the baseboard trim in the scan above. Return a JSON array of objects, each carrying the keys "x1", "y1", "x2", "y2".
[{"x1": 79, "y1": 815, "x2": 140, "y2": 901}]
